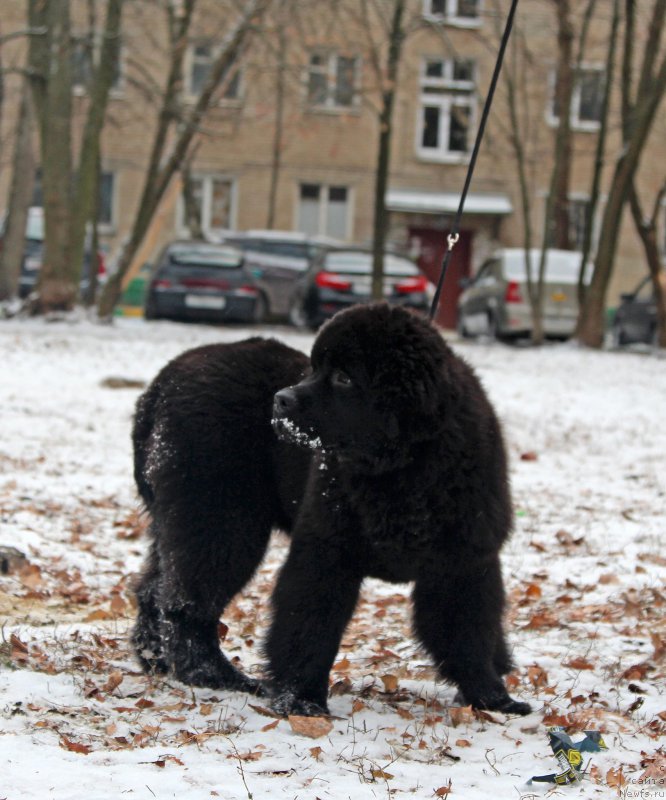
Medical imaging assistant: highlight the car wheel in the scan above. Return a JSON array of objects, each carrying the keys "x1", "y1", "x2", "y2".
[
  {"x1": 487, "y1": 311, "x2": 499, "y2": 340},
  {"x1": 288, "y1": 295, "x2": 308, "y2": 328},
  {"x1": 144, "y1": 298, "x2": 158, "y2": 320},
  {"x1": 456, "y1": 313, "x2": 472, "y2": 339},
  {"x1": 610, "y1": 322, "x2": 626, "y2": 348},
  {"x1": 253, "y1": 292, "x2": 268, "y2": 324}
]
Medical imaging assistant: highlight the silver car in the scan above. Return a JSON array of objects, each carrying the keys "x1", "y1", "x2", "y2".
[{"x1": 457, "y1": 248, "x2": 588, "y2": 340}]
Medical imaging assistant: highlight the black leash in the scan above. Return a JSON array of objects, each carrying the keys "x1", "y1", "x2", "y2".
[{"x1": 429, "y1": 0, "x2": 520, "y2": 321}]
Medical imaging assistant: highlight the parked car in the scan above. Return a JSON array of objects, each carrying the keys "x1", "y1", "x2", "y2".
[
  {"x1": 143, "y1": 240, "x2": 262, "y2": 323},
  {"x1": 219, "y1": 230, "x2": 343, "y2": 320},
  {"x1": 611, "y1": 274, "x2": 661, "y2": 346},
  {"x1": 0, "y1": 206, "x2": 106, "y2": 299},
  {"x1": 457, "y1": 248, "x2": 589, "y2": 340},
  {"x1": 288, "y1": 248, "x2": 431, "y2": 329}
]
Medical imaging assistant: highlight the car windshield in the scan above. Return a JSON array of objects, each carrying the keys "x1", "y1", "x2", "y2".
[
  {"x1": 324, "y1": 251, "x2": 419, "y2": 276},
  {"x1": 169, "y1": 245, "x2": 242, "y2": 268},
  {"x1": 242, "y1": 239, "x2": 312, "y2": 259},
  {"x1": 504, "y1": 250, "x2": 587, "y2": 283}
]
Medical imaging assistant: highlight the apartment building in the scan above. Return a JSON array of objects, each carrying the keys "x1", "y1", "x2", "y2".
[{"x1": 1, "y1": 0, "x2": 664, "y2": 325}]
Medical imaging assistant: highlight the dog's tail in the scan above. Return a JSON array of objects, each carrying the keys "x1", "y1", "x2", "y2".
[{"x1": 132, "y1": 382, "x2": 161, "y2": 508}]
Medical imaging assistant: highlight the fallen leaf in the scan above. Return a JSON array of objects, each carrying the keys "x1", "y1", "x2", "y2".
[
  {"x1": 449, "y1": 705, "x2": 474, "y2": 727},
  {"x1": 351, "y1": 699, "x2": 366, "y2": 714},
  {"x1": 309, "y1": 745, "x2": 323, "y2": 761},
  {"x1": 84, "y1": 609, "x2": 113, "y2": 622},
  {"x1": 525, "y1": 583, "x2": 542, "y2": 599},
  {"x1": 564, "y1": 657, "x2": 595, "y2": 671},
  {"x1": 371, "y1": 769, "x2": 394, "y2": 780},
  {"x1": 60, "y1": 736, "x2": 91, "y2": 755},
  {"x1": 333, "y1": 657, "x2": 351, "y2": 672},
  {"x1": 103, "y1": 670, "x2": 124, "y2": 693},
  {"x1": 606, "y1": 767, "x2": 626, "y2": 788},
  {"x1": 527, "y1": 665, "x2": 549, "y2": 687},
  {"x1": 380, "y1": 674, "x2": 399, "y2": 693},
  {"x1": 261, "y1": 719, "x2": 280, "y2": 732},
  {"x1": 435, "y1": 780, "x2": 453, "y2": 796},
  {"x1": 288, "y1": 715, "x2": 333, "y2": 739},
  {"x1": 456, "y1": 738, "x2": 471, "y2": 747},
  {"x1": 520, "y1": 451, "x2": 538, "y2": 461}
]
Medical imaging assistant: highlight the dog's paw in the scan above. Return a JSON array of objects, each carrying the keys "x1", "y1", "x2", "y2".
[
  {"x1": 489, "y1": 696, "x2": 532, "y2": 716},
  {"x1": 270, "y1": 689, "x2": 329, "y2": 718},
  {"x1": 456, "y1": 686, "x2": 532, "y2": 716}
]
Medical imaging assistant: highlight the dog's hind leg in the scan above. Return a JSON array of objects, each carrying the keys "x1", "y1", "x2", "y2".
[
  {"x1": 131, "y1": 540, "x2": 168, "y2": 675},
  {"x1": 153, "y1": 493, "x2": 274, "y2": 694}
]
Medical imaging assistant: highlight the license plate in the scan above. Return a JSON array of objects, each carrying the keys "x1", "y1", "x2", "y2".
[
  {"x1": 24, "y1": 257, "x2": 42, "y2": 272},
  {"x1": 184, "y1": 294, "x2": 226, "y2": 310}
]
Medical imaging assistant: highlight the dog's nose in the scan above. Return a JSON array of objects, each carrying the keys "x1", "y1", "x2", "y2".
[{"x1": 274, "y1": 387, "x2": 298, "y2": 415}]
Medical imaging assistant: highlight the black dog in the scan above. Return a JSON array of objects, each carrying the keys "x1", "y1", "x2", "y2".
[{"x1": 132, "y1": 304, "x2": 530, "y2": 716}]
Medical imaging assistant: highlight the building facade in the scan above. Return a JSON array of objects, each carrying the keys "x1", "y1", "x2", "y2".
[{"x1": 1, "y1": 0, "x2": 664, "y2": 324}]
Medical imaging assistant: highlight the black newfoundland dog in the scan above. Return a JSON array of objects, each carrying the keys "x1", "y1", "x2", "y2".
[{"x1": 131, "y1": 304, "x2": 530, "y2": 717}]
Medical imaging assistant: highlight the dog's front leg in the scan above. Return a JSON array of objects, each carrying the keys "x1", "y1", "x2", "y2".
[{"x1": 264, "y1": 526, "x2": 363, "y2": 717}]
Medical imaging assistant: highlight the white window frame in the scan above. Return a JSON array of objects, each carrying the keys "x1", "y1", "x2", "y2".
[
  {"x1": 305, "y1": 51, "x2": 360, "y2": 112},
  {"x1": 547, "y1": 63, "x2": 604, "y2": 132},
  {"x1": 185, "y1": 42, "x2": 243, "y2": 104},
  {"x1": 415, "y1": 57, "x2": 477, "y2": 163},
  {"x1": 98, "y1": 170, "x2": 117, "y2": 232},
  {"x1": 177, "y1": 175, "x2": 237, "y2": 237},
  {"x1": 422, "y1": 0, "x2": 483, "y2": 28},
  {"x1": 295, "y1": 183, "x2": 353, "y2": 240}
]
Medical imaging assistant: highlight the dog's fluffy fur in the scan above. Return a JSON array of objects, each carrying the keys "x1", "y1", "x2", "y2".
[{"x1": 132, "y1": 304, "x2": 530, "y2": 716}]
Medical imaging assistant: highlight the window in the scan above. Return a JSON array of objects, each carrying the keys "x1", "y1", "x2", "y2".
[
  {"x1": 416, "y1": 58, "x2": 476, "y2": 162},
  {"x1": 297, "y1": 184, "x2": 350, "y2": 239},
  {"x1": 188, "y1": 43, "x2": 241, "y2": 101},
  {"x1": 307, "y1": 53, "x2": 359, "y2": 109},
  {"x1": 549, "y1": 67, "x2": 604, "y2": 130},
  {"x1": 424, "y1": 0, "x2": 481, "y2": 24},
  {"x1": 71, "y1": 36, "x2": 122, "y2": 93},
  {"x1": 179, "y1": 176, "x2": 235, "y2": 234}
]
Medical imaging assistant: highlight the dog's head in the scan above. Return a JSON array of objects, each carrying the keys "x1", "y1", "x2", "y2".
[{"x1": 272, "y1": 304, "x2": 453, "y2": 472}]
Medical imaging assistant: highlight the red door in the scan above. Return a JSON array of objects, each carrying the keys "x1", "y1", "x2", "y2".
[{"x1": 408, "y1": 227, "x2": 472, "y2": 330}]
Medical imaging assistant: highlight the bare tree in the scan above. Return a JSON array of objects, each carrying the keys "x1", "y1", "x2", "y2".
[
  {"x1": 0, "y1": 80, "x2": 35, "y2": 301},
  {"x1": 367, "y1": 0, "x2": 406, "y2": 302},
  {"x1": 28, "y1": 0, "x2": 75, "y2": 310},
  {"x1": 628, "y1": 179, "x2": 666, "y2": 348},
  {"x1": 97, "y1": 0, "x2": 272, "y2": 318},
  {"x1": 577, "y1": 0, "x2": 666, "y2": 348},
  {"x1": 27, "y1": 0, "x2": 123, "y2": 313},
  {"x1": 578, "y1": 0, "x2": 620, "y2": 307}
]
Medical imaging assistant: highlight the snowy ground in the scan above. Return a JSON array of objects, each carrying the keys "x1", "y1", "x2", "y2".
[{"x1": 0, "y1": 316, "x2": 664, "y2": 800}]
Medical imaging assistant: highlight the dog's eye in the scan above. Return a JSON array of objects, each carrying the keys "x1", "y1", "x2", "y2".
[{"x1": 331, "y1": 369, "x2": 352, "y2": 388}]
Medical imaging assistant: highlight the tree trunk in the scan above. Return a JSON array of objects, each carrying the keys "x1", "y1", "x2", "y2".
[
  {"x1": 577, "y1": 2, "x2": 666, "y2": 347},
  {"x1": 578, "y1": 0, "x2": 619, "y2": 306},
  {"x1": 69, "y1": 0, "x2": 124, "y2": 302},
  {"x1": 181, "y1": 163, "x2": 203, "y2": 239},
  {"x1": 628, "y1": 181, "x2": 666, "y2": 348},
  {"x1": 0, "y1": 83, "x2": 35, "y2": 301},
  {"x1": 370, "y1": 0, "x2": 405, "y2": 302},
  {"x1": 29, "y1": 0, "x2": 76, "y2": 312},
  {"x1": 550, "y1": 0, "x2": 574, "y2": 251},
  {"x1": 97, "y1": 0, "x2": 270, "y2": 318},
  {"x1": 266, "y1": 0, "x2": 288, "y2": 229}
]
